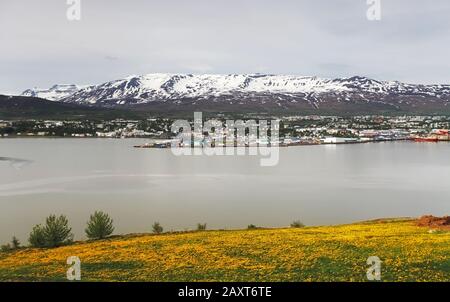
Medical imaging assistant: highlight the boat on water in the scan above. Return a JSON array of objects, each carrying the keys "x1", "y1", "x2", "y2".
[{"x1": 414, "y1": 137, "x2": 439, "y2": 143}]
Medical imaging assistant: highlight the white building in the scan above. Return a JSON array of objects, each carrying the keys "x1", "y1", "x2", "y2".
[{"x1": 321, "y1": 137, "x2": 359, "y2": 144}]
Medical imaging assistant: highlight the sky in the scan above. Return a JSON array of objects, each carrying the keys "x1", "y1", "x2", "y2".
[{"x1": 0, "y1": 0, "x2": 449, "y2": 94}]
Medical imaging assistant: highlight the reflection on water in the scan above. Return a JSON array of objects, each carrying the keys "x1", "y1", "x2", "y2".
[
  {"x1": 0, "y1": 138, "x2": 449, "y2": 242},
  {"x1": 0, "y1": 156, "x2": 33, "y2": 169}
]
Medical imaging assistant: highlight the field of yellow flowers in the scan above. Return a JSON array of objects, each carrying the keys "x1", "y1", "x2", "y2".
[{"x1": 0, "y1": 219, "x2": 448, "y2": 282}]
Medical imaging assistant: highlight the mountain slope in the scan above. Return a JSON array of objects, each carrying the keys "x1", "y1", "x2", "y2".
[
  {"x1": 20, "y1": 74, "x2": 450, "y2": 115},
  {"x1": 0, "y1": 95, "x2": 140, "y2": 120},
  {"x1": 21, "y1": 84, "x2": 81, "y2": 101},
  {"x1": 0, "y1": 219, "x2": 448, "y2": 281}
]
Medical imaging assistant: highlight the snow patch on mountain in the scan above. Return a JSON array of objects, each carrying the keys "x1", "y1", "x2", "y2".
[
  {"x1": 21, "y1": 84, "x2": 82, "y2": 101},
  {"x1": 20, "y1": 74, "x2": 450, "y2": 110},
  {"x1": 62, "y1": 74, "x2": 361, "y2": 105}
]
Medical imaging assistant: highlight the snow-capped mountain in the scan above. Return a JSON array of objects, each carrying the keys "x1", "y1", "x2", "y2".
[
  {"x1": 21, "y1": 84, "x2": 81, "y2": 101},
  {"x1": 20, "y1": 74, "x2": 450, "y2": 114},
  {"x1": 65, "y1": 74, "x2": 356, "y2": 104}
]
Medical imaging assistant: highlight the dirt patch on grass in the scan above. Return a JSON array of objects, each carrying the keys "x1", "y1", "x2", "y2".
[{"x1": 416, "y1": 215, "x2": 450, "y2": 230}]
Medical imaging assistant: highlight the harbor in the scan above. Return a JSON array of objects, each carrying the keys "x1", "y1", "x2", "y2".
[{"x1": 133, "y1": 129, "x2": 450, "y2": 149}]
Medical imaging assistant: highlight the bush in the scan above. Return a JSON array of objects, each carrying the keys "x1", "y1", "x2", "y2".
[
  {"x1": 1, "y1": 237, "x2": 21, "y2": 252},
  {"x1": 85, "y1": 211, "x2": 114, "y2": 240},
  {"x1": 28, "y1": 225, "x2": 47, "y2": 247},
  {"x1": 196, "y1": 223, "x2": 207, "y2": 231},
  {"x1": 152, "y1": 222, "x2": 163, "y2": 234},
  {"x1": 43, "y1": 215, "x2": 73, "y2": 247},
  {"x1": 247, "y1": 224, "x2": 257, "y2": 230},
  {"x1": 290, "y1": 220, "x2": 305, "y2": 228},
  {"x1": 29, "y1": 215, "x2": 73, "y2": 248},
  {"x1": 11, "y1": 236, "x2": 20, "y2": 249},
  {"x1": 1, "y1": 243, "x2": 11, "y2": 252}
]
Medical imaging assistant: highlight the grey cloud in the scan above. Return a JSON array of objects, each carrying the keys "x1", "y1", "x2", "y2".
[{"x1": 0, "y1": 0, "x2": 449, "y2": 94}]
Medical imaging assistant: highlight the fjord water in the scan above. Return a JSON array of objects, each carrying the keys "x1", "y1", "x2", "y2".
[{"x1": 0, "y1": 138, "x2": 449, "y2": 242}]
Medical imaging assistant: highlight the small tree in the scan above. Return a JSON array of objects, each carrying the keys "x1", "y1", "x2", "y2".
[
  {"x1": 290, "y1": 220, "x2": 305, "y2": 228},
  {"x1": 43, "y1": 215, "x2": 73, "y2": 247},
  {"x1": 11, "y1": 236, "x2": 20, "y2": 249},
  {"x1": 1, "y1": 243, "x2": 11, "y2": 252},
  {"x1": 0, "y1": 237, "x2": 21, "y2": 252},
  {"x1": 85, "y1": 211, "x2": 114, "y2": 240},
  {"x1": 196, "y1": 223, "x2": 207, "y2": 231},
  {"x1": 29, "y1": 215, "x2": 73, "y2": 248},
  {"x1": 247, "y1": 224, "x2": 257, "y2": 230},
  {"x1": 152, "y1": 222, "x2": 163, "y2": 234},
  {"x1": 28, "y1": 224, "x2": 47, "y2": 248}
]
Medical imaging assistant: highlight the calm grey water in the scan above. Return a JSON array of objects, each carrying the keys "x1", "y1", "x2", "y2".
[{"x1": 0, "y1": 138, "x2": 449, "y2": 243}]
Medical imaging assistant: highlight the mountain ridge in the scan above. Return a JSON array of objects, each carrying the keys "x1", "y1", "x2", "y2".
[
  {"x1": 21, "y1": 84, "x2": 82, "y2": 101},
  {"x1": 16, "y1": 73, "x2": 450, "y2": 114}
]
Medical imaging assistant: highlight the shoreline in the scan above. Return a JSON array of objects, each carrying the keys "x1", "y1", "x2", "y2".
[{"x1": 1, "y1": 136, "x2": 448, "y2": 147}]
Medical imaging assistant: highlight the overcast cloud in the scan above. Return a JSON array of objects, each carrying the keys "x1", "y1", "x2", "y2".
[{"x1": 0, "y1": 0, "x2": 449, "y2": 94}]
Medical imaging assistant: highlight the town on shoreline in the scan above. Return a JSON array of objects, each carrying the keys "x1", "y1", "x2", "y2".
[{"x1": 1, "y1": 115, "x2": 450, "y2": 146}]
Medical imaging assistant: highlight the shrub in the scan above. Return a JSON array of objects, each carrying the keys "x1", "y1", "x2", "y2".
[
  {"x1": 11, "y1": 236, "x2": 20, "y2": 249},
  {"x1": 85, "y1": 211, "x2": 114, "y2": 240},
  {"x1": 152, "y1": 222, "x2": 163, "y2": 234},
  {"x1": 28, "y1": 224, "x2": 47, "y2": 247},
  {"x1": 247, "y1": 224, "x2": 257, "y2": 230},
  {"x1": 29, "y1": 215, "x2": 73, "y2": 248},
  {"x1": 43, "y1": 215, "x2": 73, "y2": 247},
  {"x1": 1, "y1": 237, "x2": 20, "y2": 252},
  {"x1": 1, "y1": 243, "x2": 11, "y2": 252},
  {"x1": 290, "y1": 220, "x2": 305, "y2": 228},
  {"x1": 196, "y1": 223, "x2": 207, "y2": 231}
]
